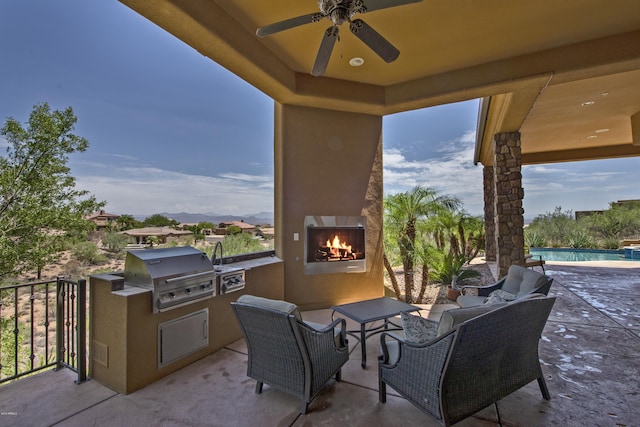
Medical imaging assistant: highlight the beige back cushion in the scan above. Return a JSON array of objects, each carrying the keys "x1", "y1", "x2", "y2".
[
  {"x1": 502, "y1": 265, "x2": 548, "y2": 296},
  {"x1": 237, "y1": 294, "x2": 302, "y2": 321},
  {"x1": 437, "y1": 302, "x2": 508, "y2": 336}
]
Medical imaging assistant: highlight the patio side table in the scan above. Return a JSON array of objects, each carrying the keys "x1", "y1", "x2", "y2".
[{"x1": 331, "y1": 297, "x2": 421, "y2": 368}]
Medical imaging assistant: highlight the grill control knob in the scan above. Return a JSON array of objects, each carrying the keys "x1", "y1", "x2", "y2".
[
  {"x1": 185, "y1": 288, "x2": 192, "y2": 294},
  {"x1": 169, "y1": 292, "x2": 176, "y2": 299}
]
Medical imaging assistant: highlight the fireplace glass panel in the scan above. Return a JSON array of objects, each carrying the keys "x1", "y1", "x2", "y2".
[
  {"x1": 306, "y1": 227, "x2": 366, "y2": 263},
  {"x1": 304, "y1": 215, "x2": 366, "y2": 275}
]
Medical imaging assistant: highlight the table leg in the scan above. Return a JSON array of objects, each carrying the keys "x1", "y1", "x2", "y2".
[{"x1": 360, "y1": 323, "x2": 367, "y2": 368}]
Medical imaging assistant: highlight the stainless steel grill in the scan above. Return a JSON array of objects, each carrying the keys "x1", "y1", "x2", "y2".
[{"x1": 124, "y1": 246, "x2": 216, "y2": 313}]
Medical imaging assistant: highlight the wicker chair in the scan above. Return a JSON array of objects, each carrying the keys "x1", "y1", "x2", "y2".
[
  {"x1": 379, "y1": 297, "x2": 556, "y2": 426},
  {"x1": 457, "y1": 264, "x2": 553, "y2": 307},
  {"x1": 231, "y1": 295, "x2": 349, "y2": 414}
]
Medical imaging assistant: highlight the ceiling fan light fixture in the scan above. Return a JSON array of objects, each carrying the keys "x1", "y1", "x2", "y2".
[{"x1": 349, "y1": 57, "x2": 364, "y2": 66}]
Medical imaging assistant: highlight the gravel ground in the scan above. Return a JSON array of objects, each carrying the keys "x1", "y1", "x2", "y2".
[{"x1": 384, "y1": 259, "x2": 495, "y2": 304}]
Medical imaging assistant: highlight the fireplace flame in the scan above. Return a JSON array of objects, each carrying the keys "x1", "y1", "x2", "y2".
[{"x1": 324, "y1": 235, "x2": 354, "y2": 259}]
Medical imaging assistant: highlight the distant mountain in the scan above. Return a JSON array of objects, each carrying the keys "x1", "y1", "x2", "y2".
[{"x1": 136, "y1": 212, "x2": 274, "y2": 226}]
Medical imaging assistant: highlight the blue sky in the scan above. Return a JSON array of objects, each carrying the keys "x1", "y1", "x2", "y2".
[{"x1": 1, "y1": 1, "x2": 637, "y2": 220}]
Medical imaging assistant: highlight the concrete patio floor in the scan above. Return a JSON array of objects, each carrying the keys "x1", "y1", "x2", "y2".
[{"x1": 1, "y1": 262, "x2": 638, "y2": 427}]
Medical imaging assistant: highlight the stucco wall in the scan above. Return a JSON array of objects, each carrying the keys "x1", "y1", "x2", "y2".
[{"x1": 274, "y1": 104, "x2": 384, "y2": 310}]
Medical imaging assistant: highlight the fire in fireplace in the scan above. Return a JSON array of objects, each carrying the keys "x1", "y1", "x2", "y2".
[
  {"x1": 304, "y1": 216, "x2": 366, "y2": 275},
  {"x1": 308, "y1": 228, "x2": 365, "y2": 262}
]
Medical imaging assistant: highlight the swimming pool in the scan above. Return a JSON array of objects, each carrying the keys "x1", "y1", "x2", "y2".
[{"x1": 529, "y1": 248, "x2": 639, "y2": 262}]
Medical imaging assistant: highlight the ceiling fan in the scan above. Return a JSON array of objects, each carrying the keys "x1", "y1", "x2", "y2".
[{"x1": 256, "y1": 0, "x2": 423, "y2": 76}]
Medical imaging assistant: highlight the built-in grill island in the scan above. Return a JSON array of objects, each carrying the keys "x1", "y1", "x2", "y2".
[
  {"x1": 89, "y1": 247, "x2": 284, "y2": 394},
  {"x1": 124, "y1": 246, "x2": 216, "y2": 313}
]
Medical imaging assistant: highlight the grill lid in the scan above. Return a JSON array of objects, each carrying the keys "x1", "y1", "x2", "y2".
[
  {"x1": 124, "y1": 246, "x2": 213, "y2": 285},
  {"x1": 123, "y1": 246, "x2": 216, "y2": 313}
]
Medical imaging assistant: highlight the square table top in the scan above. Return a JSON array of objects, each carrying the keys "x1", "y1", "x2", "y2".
[{"x1": 331, "y1": 297, "x2": 420, "y2": 324}]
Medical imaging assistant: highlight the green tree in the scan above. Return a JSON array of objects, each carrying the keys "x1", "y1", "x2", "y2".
[
  {"x1": 143, "y1": 214, "x2": 177, "y2": 227},
  {"x1": 0, "y1": 103, "x2": 104, "y2": 279},
  {"x1": 102, "y1": 231, "x2": 131, "y2": 253},
  {"x1": 384, "y1": 186, "x2": 460, "y2": 303},
  {"x1": 526, "y1": 207, "x2": 576, "y2": 247},
  {"x1": 225, "y1": 225, "x2": 242, "y2": 235},
  {"x1": 579, "y1": 205, "x2": 640, "y2": 246},
  {"x1": 117, "y1": 214, "x2": 140, "y2": 230}
]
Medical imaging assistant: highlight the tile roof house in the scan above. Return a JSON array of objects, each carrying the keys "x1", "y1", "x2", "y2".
[
  {"x1": 215, "y1": 221, "x2": 256, "y2": 235},
  {"x1": 119, "y1": 226, "x2": 193, "y2": 244},
  {"x1": 85, "y1": 210, "x2": 120, "y2": 230}
]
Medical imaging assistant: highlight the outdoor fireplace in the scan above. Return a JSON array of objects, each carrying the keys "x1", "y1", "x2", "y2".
[{"x1": 304, "y1": 216, "x2": 366, "y2": 275}]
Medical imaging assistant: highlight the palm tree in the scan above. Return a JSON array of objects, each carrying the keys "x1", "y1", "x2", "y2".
[
  {"x1": 384, "y1": 186, "x2": 460, "y2": 303},
  {"x1": 429, "y1": 211, "x2": 485, "y2": 260},
  {"x1": 117, "y1": 214, "x2": 138, "y2": 230}
]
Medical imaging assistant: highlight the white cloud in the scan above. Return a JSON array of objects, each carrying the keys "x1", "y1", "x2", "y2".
[
  {"x1": 383, "y1": 130, "x2": 484, "y2": 215},
  {"x1": 75, "y1": 165, "x2": 273, "y2": 216}
]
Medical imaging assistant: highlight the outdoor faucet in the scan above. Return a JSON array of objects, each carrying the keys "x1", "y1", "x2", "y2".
[{"x1": 212, "y1": 241, "x2": 223, "y2": 272}]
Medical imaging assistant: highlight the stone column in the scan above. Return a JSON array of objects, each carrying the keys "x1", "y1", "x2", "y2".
[
  {"x1": 493, "y1": 131, "x2": 525, "y2": 277},
  {"x1": 483, "y1": 166, "x2": 496, "y2": 261}
]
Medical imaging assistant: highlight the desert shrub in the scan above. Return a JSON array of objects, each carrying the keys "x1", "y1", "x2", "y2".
[
  {"x1": 601, "y1": 237, "x2": 621, "y2": 249},
  {"x1": 101, "y1": 231, "x2": 131, "y2": 253},
  {"x1": 429, "y1": 253, "x2": 480, "y2": 287},
  {"x1": 71, "y1": 242, "x2": 106, "y2": 264},
  {"x1": 222, "y1": 233, "x2": 265, "y2": 256},
  {"x1": 568, "y1": 231, "x2": 595, "y2": 248},
  {"x1": 524, "y1": 230, "x2": 545, "y2": 248}
]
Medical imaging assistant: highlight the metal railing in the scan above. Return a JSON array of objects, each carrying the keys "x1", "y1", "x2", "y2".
[{"x1": 0, "y1": 276, "x2": 87, "y2": 385}]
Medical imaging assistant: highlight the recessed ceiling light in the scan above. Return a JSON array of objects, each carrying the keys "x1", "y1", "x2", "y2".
[
  {"x1": 595, "y1": 128, "x2": 610, "y2": 133},
  {"x1": 349, "y1": 57, "x2": 364, "y2": 67},
  {"x1": 601, "y1": 92, "x2": 609, "y2": 97},
  {"x1": 586, "y1": 135, "x2": 598, "y2": 139},
  {"x1": 581, "y1": 101, "x2": 595, "y2": 106}
]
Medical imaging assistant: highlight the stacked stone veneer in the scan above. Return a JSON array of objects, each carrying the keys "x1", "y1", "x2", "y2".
[
  {"x1": 483, "y1": 166, "x2": 496, "y2": 262},
  {"x1": 493, "y1": 132, "x2": 525, "y2": 277}
]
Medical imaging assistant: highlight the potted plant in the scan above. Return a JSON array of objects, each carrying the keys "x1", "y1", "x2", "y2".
[{"x1": 430, "y1": 253, "x2": 481, "y2": 301}]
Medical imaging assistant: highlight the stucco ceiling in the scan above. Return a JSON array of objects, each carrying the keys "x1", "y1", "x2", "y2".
[{"x1": 120, "y1": 0, "x2": 640, "y2": 165}]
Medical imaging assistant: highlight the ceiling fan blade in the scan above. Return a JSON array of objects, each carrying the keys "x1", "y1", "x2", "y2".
[
  {"x1": 362, "y1": 0, "x2": 422, "y2": 13},
  {"x1": 349, "y1": 19, "x2": 399, "y2": 63},
  {"x1": 256, "y1": 12, "x2": 324, "y2": 37},
  {"x1": 311, "y1": 26, "x2": 339, "y2": 76}
]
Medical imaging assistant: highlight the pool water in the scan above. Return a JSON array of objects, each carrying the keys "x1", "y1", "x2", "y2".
[{"x1": 529, "y1": 248, "x2": 636, "y2": 262}]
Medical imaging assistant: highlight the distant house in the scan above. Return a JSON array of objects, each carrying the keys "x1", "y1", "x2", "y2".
[
  {"x1": 215, "y1": 221, "x2": 256, "y2": 235},
  {"x1": 86, "y1": 210, "x2": 120, "y2": 230},
  {"x1": 119, "y1": 227, "x2": 193, "y2": 244},
  {"x1": 575, "y1": 199, "x2": 640, "y2": 220},
  {"x1": 177, "y1": 223, "x2": 213, "y2": 235}
]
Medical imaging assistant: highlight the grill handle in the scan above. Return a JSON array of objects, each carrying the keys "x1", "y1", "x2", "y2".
[{"x1": 164, "y1": 270, "x2": 214, "y2": 284}]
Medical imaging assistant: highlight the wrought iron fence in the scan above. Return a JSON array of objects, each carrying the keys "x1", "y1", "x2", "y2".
[{"x1": 0, "y1": 276, "x2": 87, "y2": 385}]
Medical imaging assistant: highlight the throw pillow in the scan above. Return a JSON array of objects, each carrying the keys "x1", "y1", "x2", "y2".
[
  {"x1": 401, "y1": 311, "x2": 438, "y2": 345},
  {"x1": 484, "y1": 289, "x2": 517, "y2": 305}
]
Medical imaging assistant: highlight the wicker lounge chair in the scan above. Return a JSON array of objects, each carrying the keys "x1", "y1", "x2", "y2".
[
  {"x1": 379, "y1": 296, "x2": 556, "y2": 426},
  {"x1": 231, "y1": 295, "x2": 349, "y2": 414},
  {"x1": 457, "y1": 264, "x2": 553, "y2": 307}
]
